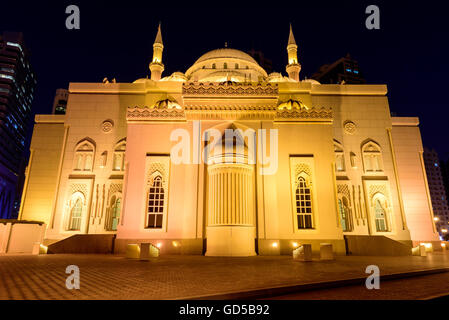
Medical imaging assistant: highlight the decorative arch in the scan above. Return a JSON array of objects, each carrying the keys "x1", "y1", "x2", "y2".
[
  {"x1": 67, "y1": 191, "x2": 86, "y2": 231},
  {"x1": 106, "y1": 191, "x2": 122, "y2": 231},
  {"x1": 371, "y1": 192, "x2": 389, "y2": 232},
  {"x1": 334, "y1": 140, "x2": 345, "y2": 172},
  {"x1": 112, "y1": 138, "x2": 126, "y2": 171},
  {"x1": 144, "y1": 157, "x2": 170, "y2": 231},
  {"x1": 74, "y1": 138, "x2": 96, "y2": 171},
  {"x1": 294, "y1": 170, "x2": 314, "y2": 230},
  {"x1": 337, "y1": 194, "x2": 353, "y2": 232},
  {"x1": 361, "y1": 139, "x2": 383, "y2": 173}
]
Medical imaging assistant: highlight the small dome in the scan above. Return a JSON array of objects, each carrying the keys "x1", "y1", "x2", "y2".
[
  {"x1": 302, "y1": 79, "x2": 321, "y2": 85},
  {"x1": 160, "y1": 72, "x2": 187, "y2": 82}
]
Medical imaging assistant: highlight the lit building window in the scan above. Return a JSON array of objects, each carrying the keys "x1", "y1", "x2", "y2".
[
  {"x1": 295, "y1": 176, "x2": 313, "y2": 229},
  {"x1": 69, "y1": 198, "x2": 83, "y2": 231},
  {"x1": 147, "y1": 176, "x2": 164, "y2": 229},
  {"x1": 374, "y1": 198, "x2": 388, "y2": 232},
  {"x1": 108, "y1": 196, "x2": 121, "y2": 231},
  {"x1": 0, "y1": 74, "x2": 14, "y2": 80},
  {"x1": 6, "y1": 42, "x2": 23, "y2": 51},
  {"x1": 338, "y1": 197, "x2": 353, "y2": 232}
]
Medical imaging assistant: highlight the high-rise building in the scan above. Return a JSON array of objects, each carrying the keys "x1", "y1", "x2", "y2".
[
  {"x1": 52, "y1": 88, "x2": 69, "y2": 115},
  {"x1": 423, "y1": 148, "x2": 449, "y2": 238},
  {"x1": 311, "y1": 53, "x2": 365, "y2": 84},
  {"x1": 0, "y1": 31, "x2": 36, "y2": 219}
]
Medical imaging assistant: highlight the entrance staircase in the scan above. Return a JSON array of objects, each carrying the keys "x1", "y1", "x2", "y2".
[
  {"x1": 344, "y1": 235, "x2": 412, "y2": 256},
  {"x1": 47, "y1": 234, "x2": 116, "y2": 254}
]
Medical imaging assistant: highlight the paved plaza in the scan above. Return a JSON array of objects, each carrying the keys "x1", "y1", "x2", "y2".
[{"x1": 0, "y1": 252, "x2": 449, "y2": 300}]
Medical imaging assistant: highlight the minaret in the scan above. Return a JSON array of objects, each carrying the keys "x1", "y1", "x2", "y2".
[
  {"x1": 149, "y1": 23, "x2": 164, "y2": 81},
  {"x1": 286, "y1": 24, "x2": 301, "y2": 81}
]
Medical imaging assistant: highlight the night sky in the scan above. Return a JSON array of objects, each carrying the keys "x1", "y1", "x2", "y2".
[{"x1": 1, "y1": 1, "x2": 448, "y2": 160}]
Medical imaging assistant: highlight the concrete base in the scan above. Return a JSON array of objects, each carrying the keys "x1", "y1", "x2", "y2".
[
  {"x1": 320, "y1": 243, "x2": 334, "y2": 260},
  {"x1": 114, "y1": 238, "x2": 203, "y2": 255},
  {"x1": 293, "y1": 244, "x2": 312, "y2": 261},
  {"x1": 140, "y1": 243, "x2": 159, "y2": 260},
  {"x1": 126, "y1": 244, "x2": 140, "y2": 259},
  {"x1": 258, "y1": 239, "x2": 346, "y2": 256},
  {"x1": 206, "y1": 226, "x2": 256, "y2": 257}
]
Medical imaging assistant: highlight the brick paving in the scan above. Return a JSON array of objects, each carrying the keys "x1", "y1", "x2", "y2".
[{"x1": 0, "y1": 252, "x2": 449, "y2": 300}]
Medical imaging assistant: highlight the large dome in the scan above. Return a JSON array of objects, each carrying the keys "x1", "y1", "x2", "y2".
[
  {"x1": 185, "y1": 48, "x2": 267, "y2": 82},
  {"x1": 194, "y1": 48, "x2": 259, "y2": 65}
]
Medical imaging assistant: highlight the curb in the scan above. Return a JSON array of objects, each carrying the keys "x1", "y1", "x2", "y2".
[{"x1": 183, "y1": 267, "x2": 449, "y2": 300}]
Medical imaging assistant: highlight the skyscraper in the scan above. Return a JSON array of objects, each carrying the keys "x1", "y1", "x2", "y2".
[
  {"x1": 311, "y1": 53, "x2": 365, "y2": 84},
  {"x1": 423, "y1": 148, "x2": 449, "y2": 238},
  {"x1": 0, "y1": 32, "x2": 36, "y2": 218}
]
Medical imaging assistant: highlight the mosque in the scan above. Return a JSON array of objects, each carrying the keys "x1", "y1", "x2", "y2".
[{"x1": 18, "y1": 25, "x2": 440, "y2": 256}]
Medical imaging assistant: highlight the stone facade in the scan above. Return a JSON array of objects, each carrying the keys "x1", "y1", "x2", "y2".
[{"x1": 19, "y1": 26, "x2": 440, "y2": 256}]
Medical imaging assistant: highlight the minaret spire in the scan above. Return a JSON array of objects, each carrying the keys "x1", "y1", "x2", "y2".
[
  {"x1": 288, "y1": 23, "x2": 296, "y2": 46},
  {"x1": 154, "y1": 22, "x2": 163, "y2": 45},
  {"x1": 286, "y1": 23, "x2": 301, "y2": 81},
  {"x1": 149, "y1": 23, "x2": 165, "y2": 81}
]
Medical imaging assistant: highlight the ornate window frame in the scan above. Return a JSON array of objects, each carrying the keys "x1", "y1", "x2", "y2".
[
  {"x1": 334, "y1": 140, "x2": 346, "y2": 173},
  {"x1": 112, "y1": 139, "x2": 126, "y2": 172},
  {"x1": 73, "y1": 138, "x2": 96, "y2": 172},
  {"x1": 361, "y1": 140, "x2": 384, "y2": 174},
  {"x1": 289, "y1": 156, "x2": 319, "y2": 233},
  {"x1": 65, "y1": 191, "x2": 86, "y2": 232},
  {"x1": 142, "y1": 155, "x2": 170, "y2": 233},
  {"x1": 364, "y1": 180, "x2": 395, "y2": 234},
  {"x1": 337, "y1": 183, "x2": 354, "y2": 232}
]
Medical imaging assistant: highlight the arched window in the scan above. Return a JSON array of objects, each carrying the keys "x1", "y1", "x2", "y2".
[
  {"x1": 212, "y1": 63, "x2": 216, "y2": 69},
  {"x1": 147, "y1": 176, "x2": 164, "y2": 229},
  {"x1": 338, "y1": 197, "x2": 352, "y2": 232},
  {"x1": 113, "y1": 141, "x2": 126, "y2": 171},
  {"x1": 374, "y1": 197, "x2": 388, "y2": 232},
  {"x1": 334, "y1": 141, "x2": 345, "y2": 172},
  {"x1": 69, "y1": 198, "x2": 83, "y2": 231},
  {"x1": 223, "y1": 62, "x2": 228, "y2": 69},
  {"x1": 109, "y1": 196, "x2": 121, "y2": 231},
  {"x1": 362, "y1": 141, "x2": 383, "y2": 173},
  {"x1": 235, "y1": 63, "x2": 239, "y2": 69},
  {"x1": 74, "y1": 139, "x2": 95, "y2": 171},
  {"x1": 295, "y1": 176, "x2": 313, "y2": 229}
]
